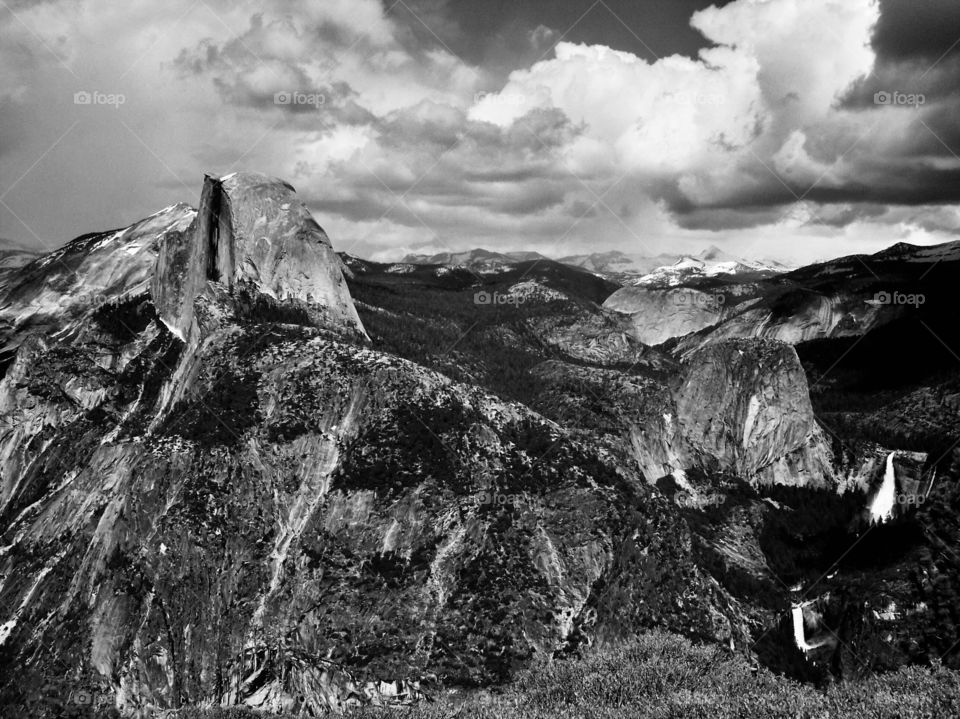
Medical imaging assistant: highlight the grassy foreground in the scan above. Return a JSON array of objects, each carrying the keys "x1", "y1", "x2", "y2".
[{"x1": 174, "y1": 630, "x2": 960, "y2": 719}]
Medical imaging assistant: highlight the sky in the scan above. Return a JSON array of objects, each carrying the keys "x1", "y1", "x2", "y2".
[{"x1": 1, "y1": 0, "x2": 959, "y2": 264}]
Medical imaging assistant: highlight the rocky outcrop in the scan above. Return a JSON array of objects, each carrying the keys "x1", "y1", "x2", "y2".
[
  {"x1": 607, "y1": 285, "x2": 898, "y2": 354},
  {"x1": 676, "y1": 339, "x2": 830, "y2": 481},
  {"x1": 152, "y1": 173, "x2": 366, "y2": 344},
  {"x1": 610, "y1": 240, "x2": 960, "y2": 355},
  {"x1": 522, "y1": 305, "x2": 676, "y2": 369},
  {"x1": 672, "y1": 290, "x2": 899, "y2": 357},
  {"x1": 530, "y1": 339, "x2": 836, "y2": 492},
  {"x1": 627, "y1": 338, "x2": 837, "y2": 489},
  {"x1": 0, "y1": 204, "x2": 195, "y2": 354},
  {"x1": 150, "y1": 220, "x2": 206, "y2": 342},
  {"x1": 603, "y1": 286, "x2": 727, "y2": 346}
]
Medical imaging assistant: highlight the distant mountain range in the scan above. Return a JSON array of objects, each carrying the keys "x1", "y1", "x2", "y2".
[
  {"x1": 399, "y1": 245, "x2": 789, "y2": 284},
  {"x1": 604, "y1": 237, "x2": 960, "y2": 351},
  {"x1": 554, "y1": 250, "x2": 675, "y2": 277}
]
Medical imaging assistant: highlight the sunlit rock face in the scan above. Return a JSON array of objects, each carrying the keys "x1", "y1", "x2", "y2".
[
  {"x1": 677, "y1": 339, "x2": 833, "y2": 484},
  {"x1": 0, "y1": 204, "x2": 196, "y2": 353},
  {"x1": 627, "y1": 338, "x2": 836, "y2": 490},
  {"x1": 603, "y1": 287, "x2": 725, "y2": 346},
  {"x1": 152, "y1": 173, "x2": 366, "y2": 343},
  {"x1": 215, "y1": 173, "x2": 364, "y2": 333},
  {"x1": 672, "y1": 291, "x2": 896, "y2": 357}
]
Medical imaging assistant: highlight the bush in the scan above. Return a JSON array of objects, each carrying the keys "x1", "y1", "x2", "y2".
[{"x1": 171, "y1": 630, "x2": 960, "y2": 718}]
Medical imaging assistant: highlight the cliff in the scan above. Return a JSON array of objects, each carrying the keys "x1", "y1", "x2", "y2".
[
  {"x1": 151, "y1": 173, "x2": 366, "y2": 343},
  {"x1": 602, "y1": 286, "x2": 726, "y2": 346},
  {"x1": 627, "y1": 338, "x2": 836, "y2": 491}
]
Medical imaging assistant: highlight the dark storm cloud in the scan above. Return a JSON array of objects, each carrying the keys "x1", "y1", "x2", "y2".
[
  {"x1": 799, "y1": 172, "x2": 960, "y2": 207},
  {"x1": 674, "y1": 157, "x2": 960, "y2": 219},
  {"x1": 804, "y1": 204, "x2": 891, "y2": 228},
  {"x1": 399, "y1": 0, "x2": 740, "y2": 66},
  {"x1": 674, "y1": 199, "x2": 957, "y2": 236},
  {"x1": 843, "y1": 0, "x2": 960, "y2": 113},
  {"x1": 675, "y1": 205, "x2": 797, "y2": 231},
  {"x1": 815, "y1": 0, "x2": 960, "y2": 225},
  {"x1": 873, "y1": 0, "x2": 960, "y2": 62}
]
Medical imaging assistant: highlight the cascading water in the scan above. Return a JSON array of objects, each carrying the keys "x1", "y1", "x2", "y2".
[
  {"x1": 869, "y1": 452, "x2": 897, "y2": 524},
  {"x1": 792, "y1": 604, "x2": 814, "y2": 652},
  {"x1": 792, "y1": 453, "x2": 901, "y2": 657},
  {"x1": 792, "y1": 601, "x2": 834, "y2": 653}
]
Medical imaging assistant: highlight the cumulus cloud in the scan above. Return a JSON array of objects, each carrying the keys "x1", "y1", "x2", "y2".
[
  {"x1": 471, "y1": 0, "x2": 880, "y2": 209},
  {"x1": 0, "y1": 0, "x2": 957, "y2": 264}
]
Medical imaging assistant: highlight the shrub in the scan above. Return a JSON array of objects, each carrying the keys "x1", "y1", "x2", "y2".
[{"x1": 171, "y1": 630, "x2": 960, "y2": 719}]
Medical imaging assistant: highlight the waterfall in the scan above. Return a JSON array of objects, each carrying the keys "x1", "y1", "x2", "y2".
[
  {"x1": 792, "y1": 604, "x2": 813, "y2": 652},
  {"x1": 792, "y1": 601, "x2": 833, "y2": 653},
  {"x1": 869, "y1": 452, "x2": 897, "y2": 524}
]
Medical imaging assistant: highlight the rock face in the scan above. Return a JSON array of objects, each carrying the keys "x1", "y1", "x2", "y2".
[
  {"x1": 0, "y1": 174, "x2": 747, "y2": 717},
  {"x1": 677, "y1": 339, "x2": 828, "y2": 480},
  {"x1": 603, "y1": 286, "x2": 726, "y2": 346},
  {"x1": 606, "y1": 239, "x2": 960, "y2": 353},
  {"x1": 672, "y1": 290, "x2": 896, "y2": 357},
  {"x1": 628, "y1": 338, "x2": 836, "y2": 489},
  {"x1": 0, "y1": 204, "x2": 195, "y2": 353},
  {"x1": 152, "y1": 173, "x2": 366, "y2": 343}
]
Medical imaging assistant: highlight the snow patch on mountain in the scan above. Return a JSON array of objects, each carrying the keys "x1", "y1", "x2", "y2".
[{"x1": 633, "y1": 249, "x2": 785, "y2": 288}]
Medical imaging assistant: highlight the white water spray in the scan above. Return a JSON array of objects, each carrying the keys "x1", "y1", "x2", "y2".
[
  {"x1": 792, "y1": 604, "x2": 813, "y2": 651},
  {"x1": 792, "y1": 601, "x2": 833, "y2": 653},
  {"x1": 869, "y1": 452, "x2": 897, "y2": 524}
]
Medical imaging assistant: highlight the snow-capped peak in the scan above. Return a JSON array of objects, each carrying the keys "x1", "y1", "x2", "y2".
[{"x1": 632, "y1": 249, "x2": 785, "y2": 287}]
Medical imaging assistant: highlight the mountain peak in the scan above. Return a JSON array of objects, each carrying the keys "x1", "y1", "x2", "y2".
[{"x1": 151, "y1": 172, "x2": 366, "y2": 342}]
